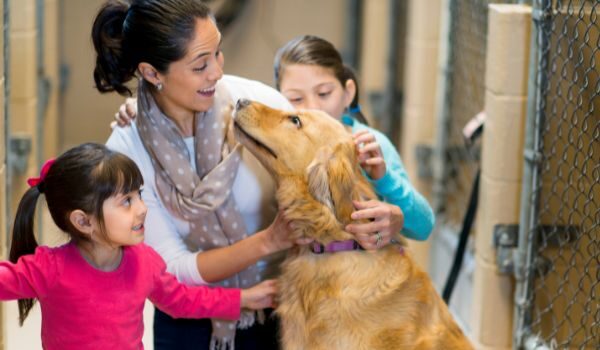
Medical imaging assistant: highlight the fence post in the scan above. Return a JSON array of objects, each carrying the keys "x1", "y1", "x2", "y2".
[{"x1": 513, "y1": 0, "x2": 551, "y2": 348}]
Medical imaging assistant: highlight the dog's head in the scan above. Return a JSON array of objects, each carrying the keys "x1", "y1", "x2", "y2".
[{"x1": 234, "y1": 99, "x2": 375, "y2": 236}]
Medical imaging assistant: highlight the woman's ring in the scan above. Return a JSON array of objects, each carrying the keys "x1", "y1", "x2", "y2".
[{"x1": 375, "y1": 232, "x2": 383, "y2": 248}]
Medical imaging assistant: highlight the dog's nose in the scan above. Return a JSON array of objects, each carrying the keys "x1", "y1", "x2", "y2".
[{"x1": 236, "y1": 99, "x2": 251, "y2": 111}]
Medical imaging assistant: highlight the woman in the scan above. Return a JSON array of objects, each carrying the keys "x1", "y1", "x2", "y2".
[{"x1": 93, "y1": 1, "x2": 290, "y2": 349}]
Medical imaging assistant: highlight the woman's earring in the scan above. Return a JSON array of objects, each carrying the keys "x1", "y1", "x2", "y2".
[{"x1": 156, "y1": 82, "x2": 163, "y2": 91}]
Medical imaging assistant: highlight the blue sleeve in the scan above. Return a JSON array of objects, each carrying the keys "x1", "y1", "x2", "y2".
[{"x1": 355, "y1": 124, "x2": 435, "y2": 240}]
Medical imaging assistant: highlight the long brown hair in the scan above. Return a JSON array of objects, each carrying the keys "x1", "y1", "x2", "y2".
[
  {"x1": 273, "y1": 35, "x2": 368, "y2": 125},
  {"x1": 91, "y1": 0, "x2": 211, "y2": 96},
  {"x1": 9, "y1": 143, "x2": 143, "y2": 325}
]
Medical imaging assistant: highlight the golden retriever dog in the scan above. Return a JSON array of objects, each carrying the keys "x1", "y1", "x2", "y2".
[{"x1": 233, "y1": 99, "x2": 473, "y2": 350}]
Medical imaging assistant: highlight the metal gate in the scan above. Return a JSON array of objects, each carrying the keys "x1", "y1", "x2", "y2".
[{"x1": 514, "y1": 1, "x2": 599, "y2": 349}]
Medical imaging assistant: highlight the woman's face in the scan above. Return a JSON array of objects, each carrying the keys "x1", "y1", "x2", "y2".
[
  {"x1": 279, "y1": 64, "x2": 354, "y2": 120},
  {"x1": 153, "y1": 18, "x2": 224, "y2": 117}
]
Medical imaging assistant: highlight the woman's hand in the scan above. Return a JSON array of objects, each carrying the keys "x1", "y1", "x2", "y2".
[
  {"x1": 260, "y1": 210, "x2": 313, "y2": 254},
  {"x1": 261, "y1": 211, "x2": 295, "y2": 254},
  {"x1": 345, "y1": 200, "x2": 404, "y2": 250},
  {"x1": 240, "y1": 279, "x2": 277, "y2": 310},
  {"x1": 353, "y1": 130, "x2": 386, "y2": 180},
  {"x1": 110, "y1": 97, "x2": 138, "y2": 129}
]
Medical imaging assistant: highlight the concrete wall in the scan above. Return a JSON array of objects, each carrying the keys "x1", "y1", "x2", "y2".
[
  {"x1": 400, "y1": 0, "x2": 442, "y2": 270},
  {"x1": 8, "y1": 0, "x2": 38, "y2": 213},
  {"x1": 472, "y1": 5, "x2": 531, "y2": 349}
]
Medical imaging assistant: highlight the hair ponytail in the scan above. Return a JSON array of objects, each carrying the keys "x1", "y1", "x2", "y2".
[
  {"x1": 342, "y1": 65, "x2": 369, "y2": 126},
  {"x1": 9, "y1": 187, "x2": 42, "y2": 325},
  {"x1": 92, "y1": 1, "x2": 136, "y2": 96},
  {"x1": 92, "y1": 0, "x2": 212, "y2": 97}
]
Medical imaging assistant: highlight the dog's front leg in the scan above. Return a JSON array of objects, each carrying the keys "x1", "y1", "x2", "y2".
[{"x1": 277, "y1": 278, "x2": 309, "y2": 350}]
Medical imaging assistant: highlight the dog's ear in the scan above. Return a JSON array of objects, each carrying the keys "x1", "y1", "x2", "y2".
[{"x1": 306, "y1": 142, "x2": 357, "y2": 221}]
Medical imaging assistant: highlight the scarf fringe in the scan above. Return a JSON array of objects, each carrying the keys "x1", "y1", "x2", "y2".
[
  {"x1": 209, "y1": 337, "x2": 235, "y2": 350},
  {"x1": 210, "y1": 311, "x2": 265, "y2": 349},
  {"x1": 237, "y1": 310, "x2": 265, "y2": 329}
]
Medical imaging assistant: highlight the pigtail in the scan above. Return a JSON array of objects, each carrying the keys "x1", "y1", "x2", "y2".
[
  {"x1": 8, "y1": 187, "x2": 41, "y2": 325},
  {"x1": 92, "y1": 1, "x2": 136, "y2": 96},
  {"x1": 342, "y1": 65, "x2": 369, "y2": 126}
]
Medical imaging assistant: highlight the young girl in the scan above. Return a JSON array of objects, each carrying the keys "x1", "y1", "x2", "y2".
[
  {"x1": 0, "y1": 143, "x2": 276, "y2": 350},
  {"x1": 273, "y1": 35, "x2": 435, "y2": 242}
]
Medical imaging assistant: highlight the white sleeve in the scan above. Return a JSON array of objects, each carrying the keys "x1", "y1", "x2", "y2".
[
  {"x1": 106, "y1": 126, "x2": 207, "y2": 286},
  {"x1": 221, "y1": 75, "x2": 293, "y2": 111}
]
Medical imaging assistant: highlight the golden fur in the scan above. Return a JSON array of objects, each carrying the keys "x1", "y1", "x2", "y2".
[{"x1": 233, "y1": 101, "x2": 473, "y2": 350}]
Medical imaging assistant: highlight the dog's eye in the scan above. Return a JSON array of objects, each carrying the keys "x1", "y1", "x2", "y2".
[{"x1": 288, "y1": 115, "x2": 302, "y2": 128}]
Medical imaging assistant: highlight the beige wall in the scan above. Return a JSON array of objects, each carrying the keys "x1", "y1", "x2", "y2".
[
  {"x1": 471, "y1": 5, "x2": 531, "y2": 350},
  {"x1": 399, "y1": 0, "x2": 442, "y2": 269},
  {"x1": 9, "y1": 0, "x2": 38, "y2": 212},
  {"x1": 60, "y1": 0, "x2": 349, "y2": 149},
  {"x1": 60, "y1": 0, "x2": 127, "y2": 149},
  {"x1": 0, "y1": 0, "x2": 5, "y2": 346},
  {"x1": 43, "y1": 0, "x2": 59, "y2": 160}
]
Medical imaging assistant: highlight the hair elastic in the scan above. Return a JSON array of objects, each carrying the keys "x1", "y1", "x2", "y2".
[
  {"x1": 348, "y1": 105, "x2": 362, "y2": 114},
  {"x1": 27, "y1": 158, "x2": 56, "y2": 190}
]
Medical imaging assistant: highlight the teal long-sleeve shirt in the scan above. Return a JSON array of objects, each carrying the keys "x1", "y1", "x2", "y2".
[{"x1": 343, "y1": 115, "x2": 435, "y2": 240}]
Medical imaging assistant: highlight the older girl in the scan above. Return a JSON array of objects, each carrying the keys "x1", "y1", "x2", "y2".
[{"x1": 273, "y1": 35, "x2": 434, "y2": 242}]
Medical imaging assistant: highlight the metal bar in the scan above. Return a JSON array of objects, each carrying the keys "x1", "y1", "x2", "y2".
[
  {"x1": 4, "y1": 0, "x2": 11, "y2": 249},
  {"x1": 36, "y1": 0, "x2": 45, "y2": 243},
  {"x1": 513, "y1": 0, "x2": 551, "y2": 348},
  {"x1": 431, "y1": 0, "x2": 455, "y2": 213},
  {"x1": 382, "y1": 0, "x2": 401, "y2": 139},
  {"x1": 343, "y1": 0, "x2": 362, "y2": 70}
]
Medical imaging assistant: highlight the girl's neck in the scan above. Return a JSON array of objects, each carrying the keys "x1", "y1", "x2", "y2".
[
  {"x1": 78, "y1": 242, "x2": 123, "y2": 272},
  {"x1": 151, "y1": 91, "x2": 196, "y2": 137}
]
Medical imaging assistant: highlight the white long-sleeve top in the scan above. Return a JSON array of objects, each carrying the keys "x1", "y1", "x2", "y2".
[{"x1": 106, "y1": 75, "x2": 292, "y2": 285}]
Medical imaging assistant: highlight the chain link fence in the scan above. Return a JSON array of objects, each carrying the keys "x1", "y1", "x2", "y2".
[
  {"x1": 434, "y1": 0, "x2": 515, "y2": 229},
  {"x1": 517, "y1": 0, "x2": 599, "y2": 348}
]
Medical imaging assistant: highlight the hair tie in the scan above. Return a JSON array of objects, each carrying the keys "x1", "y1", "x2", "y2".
[
  {"x1": 27, "y1": 158, "x2": 56, "y2": 190},
  {"x1": 348, "y1": 105, "x2": 362, "y2": 114}
]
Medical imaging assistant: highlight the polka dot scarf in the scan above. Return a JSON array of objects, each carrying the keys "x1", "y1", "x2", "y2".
[{"x1": 136, "y1": 80, "x2": 263, "y2": 350}]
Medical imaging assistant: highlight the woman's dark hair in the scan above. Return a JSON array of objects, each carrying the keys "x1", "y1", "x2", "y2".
[
  {"x1": 273, "y1": 35, "x2": 369, "y2": 125},
  {"x1": 92, "y1": 0, "x2": 211, "y2": 95},
  {"x1": 8, "y1": 143, "x2": 143, "y2": 325}
]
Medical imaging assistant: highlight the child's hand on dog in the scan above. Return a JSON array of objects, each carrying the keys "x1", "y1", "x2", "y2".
[
  {"x1": 346, "y1": 200, "x2": 404, "y2": 250},
  {"x1": 241, "y1": 279, "x2": 278, "y2": 310},
  {"x1": 353, "y1": 130, "x2": 386, "y2": 180}
]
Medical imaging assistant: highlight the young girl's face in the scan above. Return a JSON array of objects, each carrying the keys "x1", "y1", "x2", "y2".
[
  {"x1": 97, "y1": 189, "x2": 147, "y2": 247},
  {"x1": 279, "y1": 64, "x2": 354, "y2": 120}
]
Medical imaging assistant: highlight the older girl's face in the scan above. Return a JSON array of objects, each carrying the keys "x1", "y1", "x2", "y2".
[
  {"x1": 154, "y1": 18, "x2": 224, "y2": 117},
  {"x1": 279, "y1": 64, "x2": 354, "y2": 120}
]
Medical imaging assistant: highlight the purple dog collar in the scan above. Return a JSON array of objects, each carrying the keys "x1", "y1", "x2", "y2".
[{"x1": 310, "y1": 240, "x2": 363, "y2": 254}]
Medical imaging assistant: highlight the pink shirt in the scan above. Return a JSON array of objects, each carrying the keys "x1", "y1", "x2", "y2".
[{"x1": 0, "y1": 242, "x2": 241, "y2": 349}]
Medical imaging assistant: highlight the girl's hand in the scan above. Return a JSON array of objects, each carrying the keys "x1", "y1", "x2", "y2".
[
  {"x1": 240, "y1": 279, "x2": 277, "y2": 310},
  {"x1": 110, "y1": 97, "x2": 138, "y2": 129},
  {"x1": 345, "y1": 200, "x2": 404, "y2": 250},
  {"x1": 353, "y1": 130, "x2": 386, "y2": 180}
]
